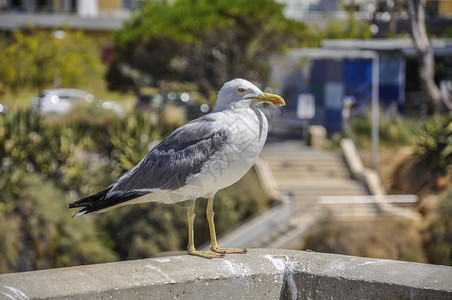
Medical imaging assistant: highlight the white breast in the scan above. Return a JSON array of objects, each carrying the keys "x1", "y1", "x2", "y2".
[{"x1": 184, "y1": 106, "x2": 268, "y2": 199}]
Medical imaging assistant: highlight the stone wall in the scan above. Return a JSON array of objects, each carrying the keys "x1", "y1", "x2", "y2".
[{"x1": 0, "y1": 249, "x2": 451, "y2": 299}]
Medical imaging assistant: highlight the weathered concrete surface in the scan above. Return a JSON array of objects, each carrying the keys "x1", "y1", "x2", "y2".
[{"x1": 0, "y1": 249, "x2": 451, "y2": 300}]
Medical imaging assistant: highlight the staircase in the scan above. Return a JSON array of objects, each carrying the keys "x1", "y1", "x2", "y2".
[
  {"x1": 210, "y1": 140, "x2": 419, "y2": 250},
  {"x1": 263, "y1": 152, "x2": 368, "y2": 216},
  {"x1": 254, "y1": 141, "x2": 371, "y2": 248}
]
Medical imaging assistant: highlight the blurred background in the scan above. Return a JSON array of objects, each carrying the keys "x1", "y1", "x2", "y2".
[{"x1": 0, "y1": 0, "x2": 450, "y2": 274}]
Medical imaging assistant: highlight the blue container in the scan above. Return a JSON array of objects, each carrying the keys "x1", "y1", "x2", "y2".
[{"x1": 324, "y1": 108, "x2": 342, "y2": 132}]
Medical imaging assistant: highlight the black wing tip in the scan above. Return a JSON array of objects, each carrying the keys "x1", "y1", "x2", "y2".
[
  {"x1": 69, "y1": 190, "x2": 150, "y2": 217},
  {"x1": 68, "y1": 188, "x2": 111, "y2": 218},
  {"x1": 68, "y1": 188, "x2": 111, "y2": 209},
  {"x1": 67, "y1": 203, "x2": 78, "y2": 209}
]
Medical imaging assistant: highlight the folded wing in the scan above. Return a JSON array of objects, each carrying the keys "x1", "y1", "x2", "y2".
[{"x1": 68, "y1": 116, "x2": 227, "y2": 216}]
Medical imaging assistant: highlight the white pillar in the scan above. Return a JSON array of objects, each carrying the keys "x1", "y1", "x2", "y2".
[
  {"x1": 62, "y1": 0, "x2": 72, "y2": 12},
  {"x1": 77, "y1": 0, "x2": 98, "y2": 17}
]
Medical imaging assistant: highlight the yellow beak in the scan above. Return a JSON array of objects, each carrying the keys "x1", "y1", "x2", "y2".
[{"x1": 251, "y1": 92, "x2": 285, "y2": 106}]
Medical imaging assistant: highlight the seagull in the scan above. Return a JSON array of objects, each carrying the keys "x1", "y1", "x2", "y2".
[{"x1": 68, "y1": 78, "x2": 285, "y2": 258}]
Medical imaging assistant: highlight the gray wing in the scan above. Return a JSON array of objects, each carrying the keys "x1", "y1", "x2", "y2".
[
  {"x1": 110, "y1": 115, "x2": 227, "y2": 193},
  {"x1": 68, "y1": 115, "x2": 228, "y2": 216}
]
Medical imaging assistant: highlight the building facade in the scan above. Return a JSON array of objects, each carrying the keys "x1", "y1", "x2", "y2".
[{"x1": 0, "y1": 0, "x2": 149, "y2": 34}]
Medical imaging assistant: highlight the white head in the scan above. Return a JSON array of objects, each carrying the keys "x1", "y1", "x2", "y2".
[{"x1": 215, "y1": 78, "x2": 285, "y2": 111}]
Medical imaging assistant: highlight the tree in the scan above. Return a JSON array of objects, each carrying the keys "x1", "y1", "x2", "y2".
[
  {"x1": 406, "y1": 0, "x2": 452, "y2": 114},
  {"x1": 107, "y1": 0, "x2": 310, "y2": 98},
  {"x1": 0, "y1": 29, "x2": 101, "y2": 93},
  {"x1": 322, "y1": 11, "x2": 372, "y2": 40}
]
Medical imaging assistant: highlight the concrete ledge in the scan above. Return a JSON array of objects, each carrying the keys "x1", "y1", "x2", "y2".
[{"x1": 1, "y1": 249, "x2": 451, "y2": 299}]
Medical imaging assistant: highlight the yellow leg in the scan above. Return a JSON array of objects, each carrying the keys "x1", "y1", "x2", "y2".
[
  {"x1": 187, "y1": 201, "x2": 223, "y2": 259},
  {"x1": 207, "y1": 197, "x2": 247, "y2": 255}
]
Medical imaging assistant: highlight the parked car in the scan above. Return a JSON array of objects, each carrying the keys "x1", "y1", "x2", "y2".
[
  {"x1": 31, "y1": 89, "x2": 124, "y2": 117},
  {"x1": 31, "y1": 89, "x2": 94, "y2": 115}
]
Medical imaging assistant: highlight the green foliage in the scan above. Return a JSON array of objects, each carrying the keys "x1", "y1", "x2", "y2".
[
  {"x1": 0, "y1": 109, "x2": 122, "y2": 272},
  {"x1": 322, "y1": 12, "x2": 372, "y2": 40},
  {"x1": 108, "y1": 0, "x2": 311, "y2": 96},
  {"x1": 0, "y1": 110, "x2": 90, "y2": 193},
  {"x1": 424, "y1": 188, "x2": 452, "y2": 266},
  {"x1": 0, "y1": 171, "x2": 117, "y2": 272},
  {"x1": 98, "y1": 203, "x2": 187, "y2": 259},
  {"x1": 303, "y1": 218, "x2": 427, "y2": 263},
  {"x1": 0, "y1": 210, "x2": 20, "y2": 273},
  {"x1": 351, "y1": 113, "x2": 421, "y2": 149},
  {"x1": 109, "y1": 112, "x2": 164, "y2": 172},
  {"x1": 0, "y1": 29, "x2": 101, "y2": 93},
  {"x1": 414, "y1": 114, "x2": 452, "y2": 172}
]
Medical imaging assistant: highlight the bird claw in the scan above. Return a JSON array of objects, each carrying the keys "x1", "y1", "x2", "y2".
[
  {"x1": 211, "y1": 247, "x2": 248, "y2": 254},
  {"x1": 188, "y1": 250, "x2": 224, "y2": 259}
]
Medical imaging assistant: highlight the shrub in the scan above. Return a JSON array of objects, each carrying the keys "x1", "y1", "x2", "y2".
[
  {"x1": 351, "y1": 113, "x2": 420, "y2": 149},
  {"x1": 303, "y1": 218, "x2": 427, "y2": 263},
  {"x1": 0, "y1": 171, "x2": 117, "y2": 272},
  {"x1": 424, "y1": 188, "x2": 452, "y2": 266},
  {"x1": 414, "y1": 114, "x2": 452, "y2": 173}
]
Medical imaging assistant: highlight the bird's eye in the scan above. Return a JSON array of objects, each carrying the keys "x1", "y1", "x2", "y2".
[{"x1": 238, "y1": 88, "x2": 245, "y2": 93}]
